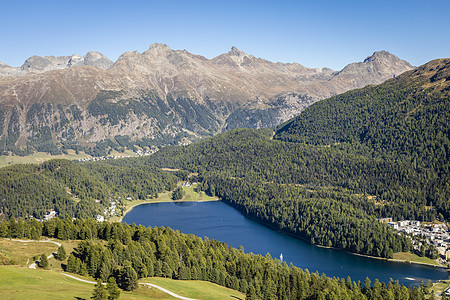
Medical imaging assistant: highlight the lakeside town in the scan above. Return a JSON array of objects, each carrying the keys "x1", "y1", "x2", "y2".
[{"x1": 379, "y1": 218, "x2": 450, "y2": 265}]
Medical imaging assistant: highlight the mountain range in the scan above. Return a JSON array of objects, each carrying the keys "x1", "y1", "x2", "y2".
[{"x1": 0, "y1": 44, "x2": 412, "y2": 155}]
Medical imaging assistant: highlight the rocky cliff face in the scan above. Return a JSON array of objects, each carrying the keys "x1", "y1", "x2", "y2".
[{"x1": 0, "y1": 44, "x2": 413, "y2": 155}]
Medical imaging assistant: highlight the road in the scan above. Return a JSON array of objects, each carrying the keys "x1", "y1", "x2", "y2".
[
  {"x1": 10, "y1": 239, "x2": 61, "y2": 269},
  {"x1": 11, "y1": 238, "x2": 198, "y2": 299},
  {"x1": 61, "y1": 273, "x2": 198, "y2": 300}
]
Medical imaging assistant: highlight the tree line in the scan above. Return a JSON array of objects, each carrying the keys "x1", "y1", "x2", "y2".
[{"x1": 0, "y1": 217, "x2": 428, "y2": 299}]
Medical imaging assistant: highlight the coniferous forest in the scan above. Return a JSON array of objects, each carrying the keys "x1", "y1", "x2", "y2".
[{"x1": 0, "y1": 218, "x2": 427, "y2": 299}]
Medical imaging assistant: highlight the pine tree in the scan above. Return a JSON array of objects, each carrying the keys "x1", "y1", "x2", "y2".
[
  {"x1": 246, "y1": 285, "x2": 258, "y2": 300},
  {"x1": 171, "y1": 187, "x2": 185, "y2": 200},
  {"x1": 91, "y1": 279, "x2": 108, "y2": 300},
  {"x1": 67, "y1": 254, "x2": 76, "y2": 272},
  {"x1": 55, "y1": 245, "x2": 66, "y2": 261},
  {"x1": 39, "y1": 253, "x2": 49, "y2": 269},
  {"x1": 119, "y1": 261, "x2": 138, "y2": 291},
  {"x1": 107, "y1": 277, "x2": 121, "y2": 300}
]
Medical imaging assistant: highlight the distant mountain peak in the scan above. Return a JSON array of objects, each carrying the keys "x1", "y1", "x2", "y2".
[
  {"x1": 228, "y1": 46, "x2": 247, "y2": 57},
  {"x1": 148, "y1": 43, "x2": 171, "y2": 53},
  {"x1": 334, "y1": 51, "x2": 413, "y2": 85},
  {"x1": 18, "y1": 52, "x2": 113, "y2": 73},
  {"x1": 363, "y1": 50, "x2": 401, "y2": 63}
]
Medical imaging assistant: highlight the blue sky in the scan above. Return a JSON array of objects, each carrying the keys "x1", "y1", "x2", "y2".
[{"x1": 1, "y1": 0, "x2": 448, "y2": 70}]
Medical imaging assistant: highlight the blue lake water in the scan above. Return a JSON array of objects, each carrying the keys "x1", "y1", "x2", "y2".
[{"x1": 122, "y1": 201, "x2": 449, "y2": 286}]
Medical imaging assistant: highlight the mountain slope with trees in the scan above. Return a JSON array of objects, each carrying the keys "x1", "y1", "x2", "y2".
[
  {"x1": 275, "y1": 58, "x2": 450, "y2": 219},
  {"x1": 0, "y1": 218, "x2": 427, "y2": 300},
  {"x1": 0, "y1": 159, "x2": 177, "y2": 220}
]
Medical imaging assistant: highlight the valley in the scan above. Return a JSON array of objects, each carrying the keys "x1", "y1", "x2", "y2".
[{"x1": 0, "y1": 52, "x2": 448, "y2": 299}]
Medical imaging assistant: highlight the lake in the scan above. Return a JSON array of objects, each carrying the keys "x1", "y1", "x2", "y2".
[{"x1": 122, "y1": 201, "x2": 449, "y2": 286}]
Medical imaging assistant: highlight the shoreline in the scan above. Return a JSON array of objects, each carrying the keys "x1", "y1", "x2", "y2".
[
  {"x1": 116, "y1": 197, "x2": 448, "y2": 272},
  {"x1": 224, "y1": 200, "x2": 448, "y2": 271},
  {"x1": 116, "y1": 196, "x2": 219, "y2": 223}
]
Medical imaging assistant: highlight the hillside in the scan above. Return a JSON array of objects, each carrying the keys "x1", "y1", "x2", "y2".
[
  {"x1": 0, "y1": 219, "x2": 425, "y2": 300},
  {"x1": 275, "y1": 58, "x2": 449, "y2": 167},
  {"x1": 275, "y1": 58, "x2": 450, "y2": 218},
  {"x1": 0, "y1": 44, "x2": 412, "y2": 156},
  {"x1": 0, "y1": 159, "x2": 178, "y2": 220}
]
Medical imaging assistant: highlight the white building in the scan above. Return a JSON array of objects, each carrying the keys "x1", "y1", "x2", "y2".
[
  {"x1": 388, "y1": 222, "x2": 399, "y2": 229},
  {"x1": 398, "y1": 220, "x2": 410, "y2": 227}
]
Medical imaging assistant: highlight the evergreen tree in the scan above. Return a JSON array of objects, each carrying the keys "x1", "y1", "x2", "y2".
[
  {"x1": 39, "y1": 253, "x2": 49, "y2": 269},
  {"x1": 171, "y1": 187, "x2": 185, "y2": 200},
  {"x1": 91, "y1": 279, "x2": 108, "y2": 300},
  {"x1": 119, "y1": 261, "x2": 138, "y2": 291},
  {"x1": 66, "y1": 253, "x2": 76, "y2": 272},
  {"x1": 246, "y1": 285, "x2": 258, "y2": 300},
  {"x1": 55, "y1": 245, "x2": 66, "y2": 261},
  {"x1": 107, "y1": 277, "x2": 121, "y2": 300}
]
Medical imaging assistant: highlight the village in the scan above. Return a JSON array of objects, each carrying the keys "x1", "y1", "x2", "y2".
[{"x1": 380, "y1": 218, "x2": 450, "y2": 264}]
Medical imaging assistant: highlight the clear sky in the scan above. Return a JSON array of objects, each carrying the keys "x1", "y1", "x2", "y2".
[{"x1": 1, "y1": 0, "x2": 448, "y2": 70}]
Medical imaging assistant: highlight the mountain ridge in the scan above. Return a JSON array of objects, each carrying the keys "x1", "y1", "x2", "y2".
[{"x1": 0, "y1": 44, "x2": 413, "y2": 155}]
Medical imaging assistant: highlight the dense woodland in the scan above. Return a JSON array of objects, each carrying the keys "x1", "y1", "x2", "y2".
[
  {"x1": 0, "y1": 218, "x2": 428, "y2": 299},
  {"x1": 0, "y1": 159, "x2": 177, "y2": 219},
  {"x1": 276, "y1": 59, "x2": 449, "y2": 219}
]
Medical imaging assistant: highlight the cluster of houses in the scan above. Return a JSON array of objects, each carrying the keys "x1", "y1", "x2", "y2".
[
  {"x1": 28, "y1": 210, "x2": 58, "y2": 222},
  {"x1": 134, "y1": 148, "x2": 157, "y2": 157},
  {"x1": 76, "y1": 148, "x2": 160, "y2": 162},
  {"x1": 379, "y1": 218, "x2": 450, "y2": 262},
  {"x1": 96, "y1": 198, "x2": 119, "y2": 222},
  {"x1": 77, "y1": 155, "x2": 131, "y2": 162}
]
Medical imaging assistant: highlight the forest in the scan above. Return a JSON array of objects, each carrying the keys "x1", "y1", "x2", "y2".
[
  {"x1": 0, "y1": 218, "x2": 428, "y2": 300},
  {"x1": 0, "y1": 159, "x2": 177, "y2": 219}
]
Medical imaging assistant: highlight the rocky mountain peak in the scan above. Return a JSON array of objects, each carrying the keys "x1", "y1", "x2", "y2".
[
  {"x1": 228, "y1": 46, "x2": 246, "y2": 57},
  {"x1": 363, "y1": 50, "x2": 408, "y2": 65},
  {"x1": 83, "y1": 51, "x2": 113, "y2": 69},
  {"x1": 14, "y1": 52, "x2": 113, "y2": 74},
  {"x1": 332, "y1": 51, "x2": 413, "y2": 86},
  {"x1": 147, "y1": 43, "x2": 172, "y2": 54},
  {"x1": 0, "y1": 44, "x2": 417, "y2": 156}
]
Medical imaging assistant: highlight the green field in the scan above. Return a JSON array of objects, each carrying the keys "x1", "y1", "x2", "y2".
[
  {"x1": 0, "y1": 149, "x2": 136, "y2": 168},
  {"x1": 0, "y1": 265, "x2": 244, "y2": 300},
  {"x1": 113, "y1": 185, "x2": 218, "y2": 222},
  {"x1": 0, "y1": 239, "x2": 58, "y2": 266},
  {"x1": 144, "y1": 277, "x2": 245, "y2": 300},
  {"x1": 0, "y1": 266, "x2": 175, "y2": 300},
  {"x1": 431, "y1": 281, "x2": 450, "y2": 298},
  {"x1": 0, "y1": 238, "x2": 99, "y2": 270},
  {"x1": 392, "y1": 252, "x2": 441, "y2": 266}
]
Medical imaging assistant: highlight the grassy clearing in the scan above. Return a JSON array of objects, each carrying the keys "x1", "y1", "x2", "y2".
[
  {"x1": 0, "y1": 266, "x2": 175, "y2": 300},
  {"x1": 0, "y1": 150, "x2": 91, "y2": 168},
  {"x1": 111, "y1": 185, "x2": 218, "y2": 222},
  {"x1": 0, "y1": 266, "x2": 243, "y2": 299},
  {"x1": 431, "y1": 281, "x2": 450, "y2": 298},
  {"x1": 0, "y1": 238, "x2": 102, "y2": 270},
  {"x1": 393, "y1": 252, "x2": 441, "y2": 266},
  {"x1": 0, "y1": 149, "x2": 137, "y2": 168},
  {"x1": 0, "y1": 239, "x2": 58, "y2": 266},
  {"x1": 143, "y1": 277, "x2": 245, "y2": 300}
]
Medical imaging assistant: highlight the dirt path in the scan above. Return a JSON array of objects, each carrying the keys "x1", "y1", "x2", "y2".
[
  {"x1": 61, "y1": 273, "x2": 198, "y2": 300},
  {"x1": 10, "y1": 239, "x2": 61, "y2": 269},
  {"x1": 141, "y1": 283, "x2": 198, "y2": 300}
]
